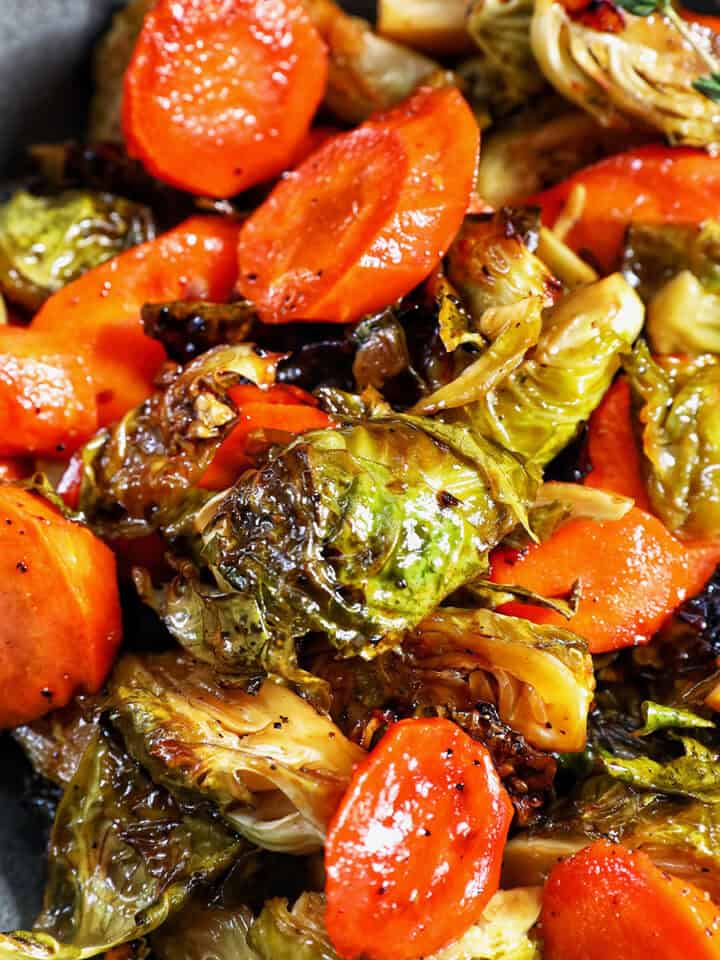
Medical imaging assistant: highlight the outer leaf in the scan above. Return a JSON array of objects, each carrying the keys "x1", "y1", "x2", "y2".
[
  {"x1": 626, "y1": 343, "x2": 720, "y2": 538},
  {"x1": 0, "y1": 729, "x2": 242, "y2": 960},
  {"x1": 457, "y1": 274, "x2": 644, "y2": 466},
  {"x1": 0, "y1": 190, "x2": 155, "y2": 311},
  {"x1": 412, "y1": 608, "x2": 594, "y2": 752},
  {"x1": 621, "y1": 221, "x2": 720, "y2": 303},
  {"x1": 634, "y1": 700, "x2": 715, "y2": 737},
  {"x1": 109, "y1": 652, "x2": 364, "y2": 854},
  {"x1": 144, "y1": 416, "x2": 536, "y2": 680},
  {"x1": 601, "y1": 735, "x2": 720, "y2": 802}
]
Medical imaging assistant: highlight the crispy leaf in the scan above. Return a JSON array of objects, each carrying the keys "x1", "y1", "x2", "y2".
[
  {"x1": 109, "y1": 652, "x2": 364, "y2": 854},
  {"x1": 626, "y1": 343, "x2": 720, "y2": 538},
  {"x1": 634, "y1": 701, "x2": 715, "y2": 737},
  {"x1": 141, "y1": 300, "x2": 258, "y2": 364},
  {"x1": 0, "y1": 189, "x2": 155, "y2": 311},
  {"x1": 601, "y1": 735, "x2": 720, "y2": 802},
  {"x1": 0, "y1": 729, "x2": 242, "y2": 960}
]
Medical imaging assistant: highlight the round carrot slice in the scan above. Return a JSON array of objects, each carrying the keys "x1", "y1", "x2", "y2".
[
  {"x1": 237, "y1": 86, "x2": 480, "y2": 324},
  {"x1": 123, "y1": 0, "x2": 328, "y2": 198},
  {"x1": 325, "y1": 718, "x2": 513, "y2": 960},
  {"x1": 541, "y1": 840, "x2": 720, "y2": 960}
]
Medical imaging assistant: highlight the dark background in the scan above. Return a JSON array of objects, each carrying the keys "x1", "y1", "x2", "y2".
[{"x1": 0, "y1": 0, "x2": 719, "y2": 935}]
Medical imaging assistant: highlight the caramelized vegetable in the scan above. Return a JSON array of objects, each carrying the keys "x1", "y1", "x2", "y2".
[
  {"x1": 325, "y1": 718, "x2": 513, "y2": 960},
  {"x1": 123, "y1": 0, "x2": 328, "y2": 197},
  {"x1": 0, "y1": 486, "x2": 121, "y2": 728}
]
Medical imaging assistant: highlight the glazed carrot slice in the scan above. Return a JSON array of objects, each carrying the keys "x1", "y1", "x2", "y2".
[
  {"x1": 325, "y1": 718, "x2": 513, "y2": 960},
  {"x1": 584, "y1": 377, "x2": 650, "y2": 509},
  {"x1": 123, "y1": 0, "x2": 328, "y2": 198},
  {"x1": 0, "y1": 486, "x2": 122, "y2": 728},
  {"x1": 0, "y1": 459, "x2": 31, "y2": 482},
  {"x1": 491, "y1": 507, "x2": 720, "y2": 654},
  {"x1": 33, "y1": 216, "x2": 240, "y2": 424},
  {"x1": 532, "y1": 146, "x2": 720, "y2": 272},
  {"x1": 237, "y1": 86, "x2": 480, "y2": 323},
  {"x1": 541, "y1": 840, "x2": 720, "y2": 960},
  {"x1": 199, "y1": 383, "x2": 331, "y2": 489},
  {"x1": 0, "y1": 327, "x2": 98, "y2": 457}
]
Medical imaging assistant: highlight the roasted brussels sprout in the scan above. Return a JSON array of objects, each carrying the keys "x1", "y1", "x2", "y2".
[
  {"x1": 627, "y1": 344, "x2": 720, "y2": 539},
  {"x1": 78, "y1": 344, "x2": 279, "y2": 539},
  {"x1": 140, "y1": 416, "x2": 536, "y2": 684},
  {"x1": 457, "y1": 273, "x2": 644, "y2": 466},
  {"x1": 460, "y1": 0, "x2": 547, "y2": 122},
  {"x1": 142, "y1": 300, "x2": 258, "y2": 364},
  {"x1": 410, "y1": 608, "x2": 594, "y2": 752},
  {"x1": 0, "y1": 728, "x2": 243, "y2": 960},
  {"x1": 110, "y1": 652, "x2": 364, "y2": 854},
  {"x1": 446, "y1": 209, "x2": 561, "y2": 323},
  {"x1": 531, "y1": 0, "x2": 720, "y2": 148},
  {"x1": 476, "y1": 98, "x2": 648, "y2": 207},
  {"x1": 304, "y1": 0, "x2": 448, "y2": 123},
  {"x1": 0, "y1": 189, "x2": 155, "y2": 311}
]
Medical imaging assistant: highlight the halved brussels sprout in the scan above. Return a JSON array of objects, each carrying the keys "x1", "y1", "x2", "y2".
[
  {"x1": 647, "y1": 272, "x2": 720, "y2": 356},
  {"x1": 142, "y1": 416, "x2": 536, "y2": 683},
  {"x1": 78, "y1": 344, "x2": 280, "y2": 539},
  {"x1": 0, "y1": 728, "x2": 242, "y2": 960},
  {"x1": 457, "y1": 273, "x2": 644, "y2": 466},
  {"x1": 411, "y1": 608, "x2": 594, "y2": 752},
  {"x1": 626, "y1": 343, "x2": 720, "y2": 539},
  {"x1": 460, "y1": 0, "x2": 547, "y2": 122},
  {"x1": 0, "y1": 189, "x2": 155, "y2": 311},
  {"x1": 110, "y1": 652, "x2": 364, "y2": 854},
  {"x1": 531, "y1": 0, "x2": 720, "y2": 148}
]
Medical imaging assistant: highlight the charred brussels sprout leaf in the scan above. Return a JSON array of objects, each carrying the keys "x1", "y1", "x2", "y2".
[
  {"x1": 13, "y1": 698, "x2": 102, "y2": 787},
  {"x1": 531, "y1": 0, "x2": 720, "y2": 149},
  {"x1": 446, "y1": 209, "x2": 560, "y2": 323},
  {"x1": 152, "y1": 902, "x2": 260, "y2": 960},
  {"x1": 411, "y1": 608, "x2": 594, "y2": 752},
  {"x1": 248, "y1": 894, "x2": 337, "y2": 960},
  {"x1": 626, "y1": 344, "x2": 720, "y2": 539},
  {"x1": 0, "y1": 728, "x2": 242, "y2": 960},
  {"x1": 78, "y1": 344, "x2": 279, "y2": 539},
  {"x1": 461, "y1": 0, "x2": 547, "y2": 122},
  {"x1": 0, "y1": 189, "x2": 155, "y2": 311},
  {"x1": 143, "y1": 416, "x2": 536, "y2": 682},
  {"x1": 456, "y1": 274, "x2": 644, "y2": 466},
  {"x1": 109, "y1": 652, "x2": 364, "y2": 853},
  {"x1": 601, "y1": 735, "x2": 720, "y2": 803},
  {"x1": 634, "y1": 701, "x2": 715, "y2": 737},
  {"x1": 142, "y1": 300, "x2": 258, "y2": 364}
]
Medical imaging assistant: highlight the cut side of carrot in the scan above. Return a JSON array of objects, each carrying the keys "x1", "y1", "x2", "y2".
[
  {"x1": 237, "y1": 86, "x2": 480, "y2": 323},
  {"x1": 123, "y1": 0, "x2": 328, "y2": 197},
  {"x1": 541, "y1": 840, "x2": 720, "y2": 960},
  {"x1": 0, "y1": 487, "x2": 122, "y2": 728}
]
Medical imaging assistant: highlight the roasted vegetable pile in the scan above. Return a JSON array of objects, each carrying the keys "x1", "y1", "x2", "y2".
[{"x1": 3, "y1": 0, "x2": 720, "y2": 958}]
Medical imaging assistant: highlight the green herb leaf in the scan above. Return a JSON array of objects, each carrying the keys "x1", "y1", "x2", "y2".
[
  {"x1": 693, "y1": 71, "x2": 720, "y2": 103},
  {"x1": 634, "y1": 700, "x2": 715, "y2": 737}
]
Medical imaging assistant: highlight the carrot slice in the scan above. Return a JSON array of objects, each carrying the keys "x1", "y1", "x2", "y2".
[
  {"x1": 325, "y1": 718, "x2": 513, "y2": 960},
  {"x1": 33, "y1": 216, "x2": 240, "y2": 424},
  {"x1": 584, "y1": 377, "x2": 650, "y2": 509},
  {"x1": 123, "y1": 0, "x2": 328, "y2": 198},
  {"x1": 237, "y1": 86, "x2": 480, "y2": 323},
  {"x1": 541, "y1": 840, "x2": 720, "y2": 960},
  {"x1": 491, "y1": 507, "x2": 720, "y2": 654},
  {"x1": 0, "y1": 486, "x2": 122, "y2": 728},
  {"x1": 0, "y1": 328, "x2": 98, "y2": 457},
  {"x1": 532, "y1": 146, "x2": 720, "y2": 272},
  {"x1": 0, "y1": 459, "x2": 31, "y2": 482},
  {"x1": 199, "y1": 383, "x2": 331, "y2": 489}
]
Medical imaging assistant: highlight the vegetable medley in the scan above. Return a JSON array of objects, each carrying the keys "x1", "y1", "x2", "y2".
[{"x1": 6, "y1": 0, "x2": 720, "y2": 957}]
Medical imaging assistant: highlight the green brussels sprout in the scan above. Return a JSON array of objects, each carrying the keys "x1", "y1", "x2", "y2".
[
  {"x1": 0, "y1": 189, "x2": 155, "y2": 311},
  {"x1": 0, "y1": 728, "x2": 243, "y2": 960},
  {"x1": 248, "y1": 895, "x2": 337, "y2": 960},
  {"x1": 410, "y1": 608, "x2": 594, "y2": 752},
  {"x1": 77, "y1": 344, "x2": 279, "y2": 540},
  {"x1": 456, "y1": 273, "x2": 644, "y2": 466},
  {"x1": 140, "y1": 415, "x2": 536, "y2": 685},
  {"x1": 152, "y1": 902, "x2": 261, "y2": 960},
  {"x1": 531, "y1": 0, "x2": 720, "y2": 148},
  {"x1": 446, "y1": 209, "x2": 561, "y2": 324},
  {"x1": 460, "y1": 0, "x2": 547, "y2": 122},
  {"x1": 109, "y1": 652, "x2": 364, "y2": 854},
  {"x1": 626, "y1": 343, "x2": 720, "y2": 539}
]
